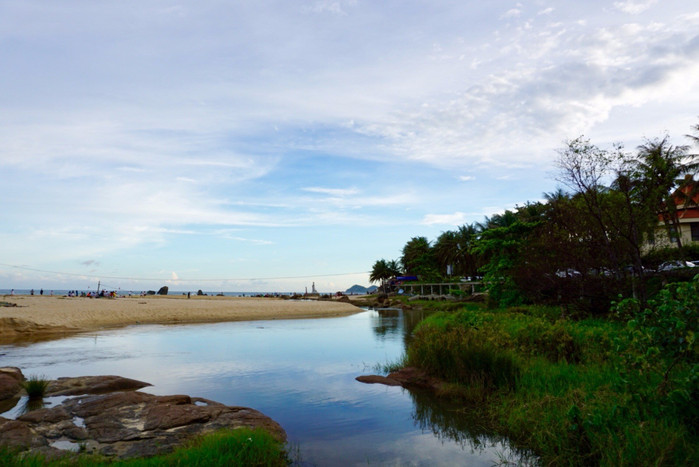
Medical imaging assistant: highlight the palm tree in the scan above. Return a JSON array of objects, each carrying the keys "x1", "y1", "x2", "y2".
[
  {"x1": 433, "y1": 230, "x2": 459, "y2": 276},
  {"x1": 370, "y1": 259, "x2": 392, "y2": 293},
  {"x1": 455, "y1": 223, "x2": 481, "y2": 277},
  {"x1": 386, "y1": 259, "x2": 402, "y2": 278},
  {"x1": 633, "y1": 136, "x2": 696, "y2": 248},
  {"x1": 686, "y1": 118, "x2": 699, "y2": 148},
  {"x1": 400, "y1": 236, "x2": 434, "y2": 277}
]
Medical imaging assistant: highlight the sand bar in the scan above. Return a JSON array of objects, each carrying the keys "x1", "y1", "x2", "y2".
[{"x1": 0, "y1": 295, "x2": 362, "y2": 344}]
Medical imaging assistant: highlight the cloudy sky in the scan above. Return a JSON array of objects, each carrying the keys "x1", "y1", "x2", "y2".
[{"x1": 1, "y1": 0, "x2": 698, "y2": 293}]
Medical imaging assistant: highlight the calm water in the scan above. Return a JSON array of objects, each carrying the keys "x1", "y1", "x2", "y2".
[{"x1": 0, "y1": 309, "x2": 530, "y2": 465}]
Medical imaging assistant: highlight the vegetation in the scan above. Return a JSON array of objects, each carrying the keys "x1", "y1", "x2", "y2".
[
  {"x1": 0, "y1": 428, "x2": 288, "y2": 466},
  {"x1": 21, "y1": 375, "x2": 49, "y2": 399},
  {"x1": 369, "y1": 120, "x2": 699, "y2": 465},
  {"x1": 396, "y1": 277, "x2": 697, "y2": 465},
  {"x1": 371, "y1": 122, "x2": 699, "y2": 314}
]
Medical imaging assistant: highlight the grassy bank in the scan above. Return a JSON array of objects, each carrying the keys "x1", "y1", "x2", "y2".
[
  {"x1": 1, "y1": 428, "x2": 288, "y2": 466},
  {"x1": 400, "y1": 277, "x2": 698, "y2": 466}
]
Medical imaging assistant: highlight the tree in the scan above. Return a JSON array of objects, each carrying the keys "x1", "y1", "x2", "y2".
[
  {"x1": 433, "y1": 230, "x2": 459, "y2": 277},
  {"x1": 632, "y1": 136, "x2": 695, "y2": 249},
  {"x1": 400, "y1": 237, "x2": 439, "y2": 280},
  {"x1": 471, "y1": 217, "x2": 540, "y2": 307},
  {"x1": 370, "y1": 259, "x2": 392, "y2": 293},
  {"x1": 556, "y1": 137, "x2": 623, "y2": 270},
  {"x1": 686, "y1": 118, "x2": 699, "y2": 148},
  {"x1": 455, "y1": 223, "x2": 481, "y2": 277},
  {"x1": 556, "y1": 137, "x2": 652, "y2": 300}
]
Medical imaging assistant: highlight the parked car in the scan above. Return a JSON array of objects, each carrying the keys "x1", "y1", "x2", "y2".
[
  {"x1": 658, "y1": 260, "x2": 697, "y2": 271},
  {"x1": 555, "y1": 269, "x2": 582, "y2": 278}
]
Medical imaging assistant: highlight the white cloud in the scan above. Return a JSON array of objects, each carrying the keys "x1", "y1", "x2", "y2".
[
  {"x1": 502, "y1": 9, "x2": 521, "y2": 19},
  {"x1": 422, "y1": 212, "x2": 469, "y2": 226},
  {"x1": 613, "y1": 1, "x2": 658, "y2": 15},
  {"x1": 2, "y1": 1, "x2": 698, "y2": 289},
  {"x1": 303, "y1": 187, "x2": 360, "y2": 197}
]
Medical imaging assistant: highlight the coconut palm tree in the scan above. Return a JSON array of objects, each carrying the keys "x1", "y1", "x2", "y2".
[
  {"x1": 632, "y1": 136, "x2": 696, "y2": 248},
  {"x1": 370, "y1": 259, "x2": 392, "y2": 293}
]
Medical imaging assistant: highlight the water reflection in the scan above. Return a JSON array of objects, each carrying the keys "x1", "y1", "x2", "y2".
[
  {"x1": 409, "y1": 388, "x2": 535, "y2": 464},
  {"x1": 0, "y1": 310, "x2": 532, "y2": 465},
  {"x1": 370, "y1": 309, "x2": 402, "y2": 340}
]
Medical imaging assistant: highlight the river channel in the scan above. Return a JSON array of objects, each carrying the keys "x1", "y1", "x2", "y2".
[{"x1": 1, "y1": 308, "x2": 530, "y2": 465}]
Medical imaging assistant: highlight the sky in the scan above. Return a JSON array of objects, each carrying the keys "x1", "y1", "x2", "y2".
[{"x1": 1, "y1": 0, "x2": 699, "y2": 293}]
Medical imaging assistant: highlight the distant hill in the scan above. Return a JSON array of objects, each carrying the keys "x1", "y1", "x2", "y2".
[
  {"x1": 345, "y1": 284, "x2": 369, "y2": 294},
  {"x1": 367, "y1": 285, "x2": 378, "y2": 293}
]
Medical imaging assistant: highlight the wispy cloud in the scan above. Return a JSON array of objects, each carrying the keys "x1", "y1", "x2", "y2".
[
  {"x1": 1, "y1": 1, "x2": 697, "y2": 290},
  {"x1": 422, "y1": 212, "x2": 470, "y2": 226},
  {"x1": 613, "y1": 1, "x2": 658, "y2": 15},
  {"x1": 303, "y1": 187, "x2": 360, "y2": 197}
]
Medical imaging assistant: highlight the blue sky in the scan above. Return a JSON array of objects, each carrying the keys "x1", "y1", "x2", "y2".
[{"x1": 1, "y1": 0, "x2": 698, "y2": 293}]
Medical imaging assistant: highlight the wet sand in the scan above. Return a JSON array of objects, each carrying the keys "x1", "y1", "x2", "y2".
[{"x1": 0, "y1": 295, "x2": 362, "y2": 344}]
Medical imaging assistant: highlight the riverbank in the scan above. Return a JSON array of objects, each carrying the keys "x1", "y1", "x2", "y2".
[
  {"x1": 392, "y1": 286, "x2": 698, "y2": 466},
  {"x1": 0, "y1": 295, "x2": 362, "y2": 344}
]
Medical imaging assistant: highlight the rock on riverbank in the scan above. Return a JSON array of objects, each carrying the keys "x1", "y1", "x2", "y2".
[{"x1": 0, "y1": 368, "x2": 286, "y2": 460}]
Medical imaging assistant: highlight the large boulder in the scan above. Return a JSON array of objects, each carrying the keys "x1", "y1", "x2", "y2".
[
  {"x1": 157, "y1": 286, "x2": 168, "y2": 296},
  {"x1": 0, "y1": 373, "x2": 286, "y2": 460},
  {"x1": 0, "y1": 367, "x2": 24, "y2": 400},
  {"x1": 356, "y1": 367, "x2": 443, "y2": 392},
  {"x1": 46, "y1": 375, "x2": 151, "y2": 396}
]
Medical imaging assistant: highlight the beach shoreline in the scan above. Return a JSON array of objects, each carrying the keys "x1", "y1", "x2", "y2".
[{"x1": 0, "y1": 295, "x2": 363, "y2": 345}]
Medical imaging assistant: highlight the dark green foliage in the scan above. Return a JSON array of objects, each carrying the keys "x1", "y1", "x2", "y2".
[
  {"x1": 613, "y1": 275, "x2": 699, "y2": 434},
  {"x1": 471, "y1": 218, "x2": 542, "y2": 307},
  {"x1": 403, "y1": 293, "x2": 697, "y2": 466},
  {"x1": 400, "y1": 236, "x2": 440, "y2": 280}
]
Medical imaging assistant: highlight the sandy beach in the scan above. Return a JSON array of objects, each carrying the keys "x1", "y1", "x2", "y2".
[{"x1": 0, "y1": 295, "x2": 362, "y2": 344}]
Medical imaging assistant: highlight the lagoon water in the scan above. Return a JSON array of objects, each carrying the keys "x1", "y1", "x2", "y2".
[{"x1": 1, "y1": 309, "x2": 529, "y2": 466}]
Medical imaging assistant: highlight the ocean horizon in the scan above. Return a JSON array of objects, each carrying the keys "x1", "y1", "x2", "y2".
[{"x1": 0, "y1": 289, "x2": 308, "y2": 297}]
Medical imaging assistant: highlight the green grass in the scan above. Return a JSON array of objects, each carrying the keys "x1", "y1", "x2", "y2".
[
  {"x1": 400, "y1": 303, "x2": 698, "y2": 466},
  {"x1": 373, "y1": 354, "x2": 408, "y2": 374},
  {"x1": 1, "y1": 428, "x2": 288, "y2": 466},
  {"x1": 21, "y1": 375, "x2": 49, "y2": 399}
]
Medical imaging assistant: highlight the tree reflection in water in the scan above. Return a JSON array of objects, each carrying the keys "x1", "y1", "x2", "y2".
[
  {"x1": 371, "y1": 308, "x2": 432, "y2": 347},
  {"x1": 371, "y1": 308, "x2": 538, "y2": 465},
  {"x1": 409, "y1": 387, "x2": 537, "y2": 465}
]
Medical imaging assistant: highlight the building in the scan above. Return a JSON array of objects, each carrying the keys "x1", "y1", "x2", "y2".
[{"x1": 654, "y1": 177, "x2": 699, "y2": 247}]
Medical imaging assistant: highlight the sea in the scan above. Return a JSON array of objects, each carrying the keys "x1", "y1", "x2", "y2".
[{"x1": 0, "y1": 289, "x2": 300, "y2": 297}]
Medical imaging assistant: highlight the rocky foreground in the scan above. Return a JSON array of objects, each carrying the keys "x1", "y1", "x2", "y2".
[{"x1": 0, "y1": 367, "x2": 285, "y2": 460}]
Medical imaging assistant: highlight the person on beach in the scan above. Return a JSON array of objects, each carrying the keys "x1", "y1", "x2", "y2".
[{"x1": 40, "y1": 289, "x2": 43, "y2": 295}]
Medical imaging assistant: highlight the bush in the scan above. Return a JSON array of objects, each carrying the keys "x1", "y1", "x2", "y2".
[{"x1": 613, "y1": 275, "x2": 699, "y2": 433}]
